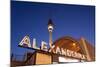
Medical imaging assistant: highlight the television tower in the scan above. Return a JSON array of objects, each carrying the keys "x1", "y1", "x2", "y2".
[{"x1": 48, "y1": 19, "x2": 54, "y2": 48}]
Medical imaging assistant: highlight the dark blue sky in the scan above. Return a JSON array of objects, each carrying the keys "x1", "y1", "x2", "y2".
[{"x1": 11, "y1": 1, "x2": 95, "y2": 55}]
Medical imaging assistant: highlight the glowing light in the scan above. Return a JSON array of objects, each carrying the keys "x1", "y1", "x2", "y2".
[{"x1": 73, "y1": 43, "x2": 76, "y2": 47}]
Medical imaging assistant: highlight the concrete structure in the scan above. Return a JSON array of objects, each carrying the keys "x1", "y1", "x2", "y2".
[{"x1": 48, "y1": 19, "x2": 54, "y2": 48}]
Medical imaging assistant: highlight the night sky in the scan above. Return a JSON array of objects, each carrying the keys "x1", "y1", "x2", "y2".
[{"x1": 11, "y1": 1, "x2": 95, "y2": 55}]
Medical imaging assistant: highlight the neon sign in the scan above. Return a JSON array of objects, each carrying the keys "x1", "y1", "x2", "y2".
[{"x1": 19, "y1": 35, "x2": 86, "y2": 60}]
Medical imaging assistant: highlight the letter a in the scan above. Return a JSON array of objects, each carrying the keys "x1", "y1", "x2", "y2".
[{"x1": 19, "y1": 35, "x2": 31, "y2": 47}]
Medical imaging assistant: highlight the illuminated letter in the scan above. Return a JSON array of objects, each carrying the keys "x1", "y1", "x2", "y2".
[
  {"x1": 32, "y1": 38, "x2": 40, "y2": 50},
  {"x1": 77, "y1": 53, "x2": 82, "y2": 59},
  {"x1": 66, "y1": 49, "x2": 72, "y2": 57},
  {"x1": 41, "y1": 41, "x2": 48, "y2": 51},
  {"x1": 81, "y1": 55, "x2": 86, "y2": 60},
  {"x1": 49, "y1": 45, "x2": 55, "y2": 52},
  {"x1": 61, "y1": 48, "x2": 67, "y2": 56},
  {"x1": 19, "y1": 36, "x2": 31, "y2": 47},
  {"x1": 56, "y1": 47, "x2": 61, "y2": 54},
  {"x1": 72, "y1": 52, "x2": 77, "y2": 58}
]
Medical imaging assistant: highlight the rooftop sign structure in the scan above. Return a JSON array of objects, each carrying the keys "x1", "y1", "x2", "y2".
[{"x1": 18, "y1": 35, "x2": 86, "y2": 60}]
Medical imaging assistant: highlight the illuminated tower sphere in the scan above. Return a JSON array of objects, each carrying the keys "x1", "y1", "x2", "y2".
[{"x1": 48, "y1": 19, "x2": 54, "y2": 48}]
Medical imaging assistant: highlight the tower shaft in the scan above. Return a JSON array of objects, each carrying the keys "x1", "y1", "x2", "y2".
[{"x1": 49, "y1": 31, "x2": 53, "y2": 48}]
